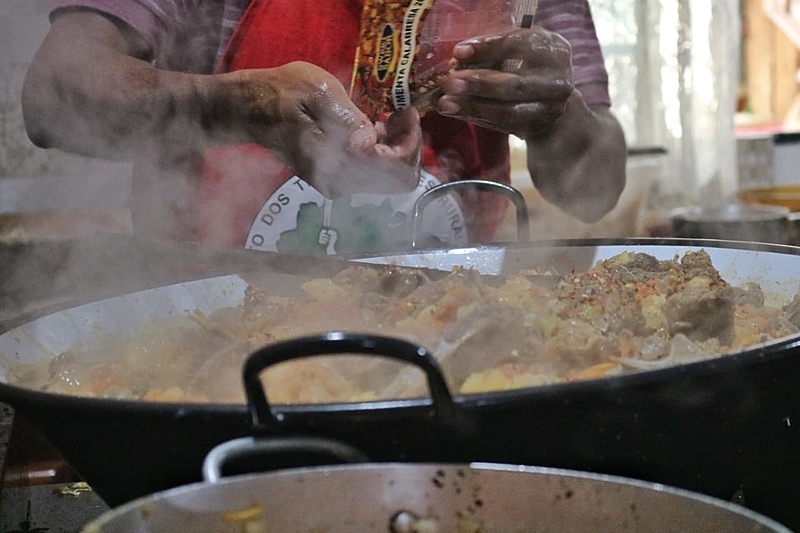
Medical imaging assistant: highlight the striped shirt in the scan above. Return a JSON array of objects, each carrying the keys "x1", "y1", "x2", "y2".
[{"x1": 53, "y1": 0, "x2": 610, "y2": 105}]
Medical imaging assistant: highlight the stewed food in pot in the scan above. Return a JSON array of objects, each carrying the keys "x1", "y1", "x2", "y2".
[{"x1": 8, "y1": 250, "x2": 800, "y2": 404}]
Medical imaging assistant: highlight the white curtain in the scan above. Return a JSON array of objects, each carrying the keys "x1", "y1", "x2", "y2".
[{"x1": 592, "y1": 0, "x2": 741, "y2": 208}]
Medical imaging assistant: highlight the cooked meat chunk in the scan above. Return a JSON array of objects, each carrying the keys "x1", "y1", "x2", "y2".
[
  {"x1": 403, "y1": 268, "x2": 482, "y2": 301},
  {"x1": 783, "y1": 291, "x2": 800, "y2": 329},
  {"x1": 546, "y1": 318, "x2": 606, "y2": 366},
  {"x1": 638, "y1": 334, "x2": 671, "y2": 361},
  {"x1": 551, "y1": 270, "x2": 645, "y2": 334},
  {"x1": 243, "y1": 285, "x2": 297, "y2": 321},
  {"x1": 241, "y1": 288, "x2": 302, "y2": 337},
  {"x1": 602, "y1": 251, "x2": 670, "y2": 284},
  {"x1": 678, "y1": 250, "x2": 725, "y2": 283},
  {"x1": 732, "y1": 282, "x2": 765, "y2": 307},
  {"x1": 617, "y1": 334, "x2": 714, "y2": 373},
  {"x1": 333, "y1": 265, "x2": 429, "y2": 299},
  {"x1": 665, "y1": 285, "x2": 736, "y2": 343},
  {"x1": 437, "y1": 303, "x2": 544, "y2": 386}
]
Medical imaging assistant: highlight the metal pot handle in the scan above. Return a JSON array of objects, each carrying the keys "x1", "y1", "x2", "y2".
[
  {"x1": 202, "y1": 436, "x2": 370, "y2": 483},
  {"x1": 242, "y1": 332, "x2": 456, "y2": 430},
  {"x1": 411, "y1": 180, "x2": 530, "y2": 248}
]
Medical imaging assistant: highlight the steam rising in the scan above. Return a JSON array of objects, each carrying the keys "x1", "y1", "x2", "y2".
[{"x1": 7, "y1": 0, "x2": 640, "y2": 325}]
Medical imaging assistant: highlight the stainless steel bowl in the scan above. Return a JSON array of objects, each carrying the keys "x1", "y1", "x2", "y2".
[{"x1": 671, "y1": 204, "x2": 794, "y2": 245}]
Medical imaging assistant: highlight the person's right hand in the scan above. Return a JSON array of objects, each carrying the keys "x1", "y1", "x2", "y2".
[{"x1": 225, "y1": 62, "x2": 422, "y2": 198}]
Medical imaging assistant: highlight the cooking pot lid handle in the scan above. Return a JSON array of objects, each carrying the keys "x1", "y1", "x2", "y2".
[
  {"x1": 202, "y1": 436, "x2": 370, "y2": 483},
  {"x1": 411, "y1": 180, "x2": 530, "y2": 248},
  {"x1": 242, "y1": 332, "x2": 457, "y2": 430}
]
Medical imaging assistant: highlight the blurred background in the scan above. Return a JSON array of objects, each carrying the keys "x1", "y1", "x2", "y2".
[
  {"x1": 0, "y1": 1, "x2": 134, "y2": 240},
  {"x1": 0, "y1": 0, "x2": 796, "y2": 242}
]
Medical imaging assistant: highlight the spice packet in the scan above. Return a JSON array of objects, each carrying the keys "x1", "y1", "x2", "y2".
[{"x1": 350, "y1": 0, "x2": 539, "y2": 122}]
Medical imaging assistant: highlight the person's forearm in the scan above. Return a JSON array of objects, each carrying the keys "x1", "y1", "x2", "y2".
[
  {"x1": 525, "y1": 90, "x2": 627, "y2": 223},
  {"x1": 21, "y1": 11, "x2": 240, "y2": 164}
]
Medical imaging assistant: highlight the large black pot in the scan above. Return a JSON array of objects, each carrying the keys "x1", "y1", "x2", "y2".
[{"x1": 1, "y1": 238, "x2": 799, "y2": 530}]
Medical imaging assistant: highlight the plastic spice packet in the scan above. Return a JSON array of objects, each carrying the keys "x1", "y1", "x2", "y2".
[{"x1": 350, "y1": 0, "x2": 539, "y2": 122}]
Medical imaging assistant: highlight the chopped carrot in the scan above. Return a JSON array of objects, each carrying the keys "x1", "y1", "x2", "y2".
[{"x1": 570, "y1": 362, "x2": 617, "y2": 381}]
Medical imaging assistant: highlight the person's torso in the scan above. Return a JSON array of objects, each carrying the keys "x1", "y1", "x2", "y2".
[{"x1": 132, "y1": 0, "x2": 513, "y2": 255}]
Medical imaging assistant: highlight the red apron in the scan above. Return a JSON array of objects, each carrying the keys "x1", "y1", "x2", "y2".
[{"x1": 196, "y1": 0, "x2": 511, "y2": 249}]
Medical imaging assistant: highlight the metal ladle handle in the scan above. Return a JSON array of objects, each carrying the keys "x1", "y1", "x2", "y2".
[{"x1": 411, "y1": 180, "x2": 530, "y2": 249}]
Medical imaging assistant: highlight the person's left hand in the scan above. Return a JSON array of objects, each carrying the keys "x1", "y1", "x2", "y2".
[{"x1": 436, "y1": 27, "x2": 575, "y2": 139}]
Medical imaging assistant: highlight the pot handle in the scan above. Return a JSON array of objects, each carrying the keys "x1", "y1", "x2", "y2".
[
  {"x1": 202, "y1": 436, "x2": 369, "y2": 483},
  {"x1": 411, "y1": 179, "x2": 530, "y2": 248},
  {"x1": 243, "y1": 332, "x2": 456, "y2": 430}
]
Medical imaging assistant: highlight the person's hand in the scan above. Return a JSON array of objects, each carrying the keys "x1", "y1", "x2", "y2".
[
  {"x1": 229, "y1": 62, "x2": 422, "y2": 197},
  {"x1": 434, "y1": 28, "x2": 626, "y2": 224},
  {"x1": 436, "y1": 28, "x2": 574, "y2": 139}
]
